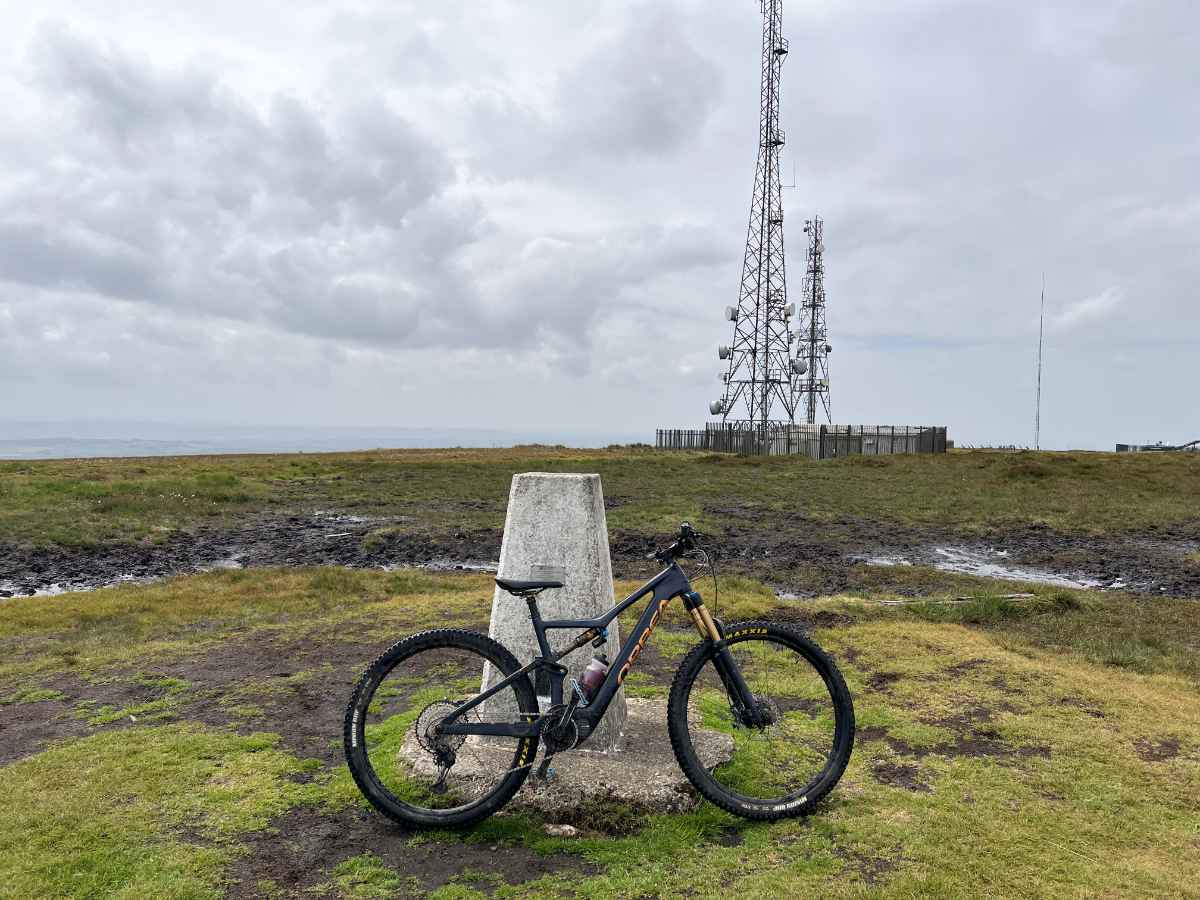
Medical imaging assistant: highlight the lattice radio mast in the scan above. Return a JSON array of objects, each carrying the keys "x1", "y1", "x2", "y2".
[
  {"x1": 795, "y1": 216, "x2": 832, "y2": 424},
  {"x1": 711, "y1": 0, "x2": 807, "y2": 430}
]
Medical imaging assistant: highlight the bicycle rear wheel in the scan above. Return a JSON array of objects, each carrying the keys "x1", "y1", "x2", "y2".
[
  {"x1": 667, "y1": 620, "x2": 854, "y2": 820},
  {"x1": 343, "y1": 629, "x2": 539, "y2": 828}
]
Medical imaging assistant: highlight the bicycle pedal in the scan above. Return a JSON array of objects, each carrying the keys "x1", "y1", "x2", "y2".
[{"x1": 534, "y1": 758, "x2": 556, "y2": 780}]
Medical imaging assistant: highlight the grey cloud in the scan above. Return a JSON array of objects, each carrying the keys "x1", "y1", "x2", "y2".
[
  {"x1": 0, "y1": 220, "x2": 163, "y2": 302},
  {"x1": 454, "y1": 3, "x2": 723, "y2": 176},
  {"x1": 557, "y1": 6, "x2": 722, "y2": 159},
  {"x1": 1, "y1": 1, "x2": 1197, "y2": 447},
  {"x1": 3, "y1": 18, "x2": 724, "y2": 368},
  {"x1": 7, "y1": 23, "x2": 476, "y2": 346}
]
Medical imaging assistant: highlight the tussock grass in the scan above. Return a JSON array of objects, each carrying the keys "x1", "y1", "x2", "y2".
[
  {"x1": 0, "y1": 567, "x2": 491, "y2": 684},
  {"x1": 838, "y1": 583, "x2": 1200, "y2": 682},
  {"x1": 4, "y1": 447, "x2": 1199, "y2": 547},
  {"x1": 0, "y1": 726, "x2": 325, "y2": 899},
  {"x1": 1, "y1": 568, "x2": 1197, "y2": 897}
]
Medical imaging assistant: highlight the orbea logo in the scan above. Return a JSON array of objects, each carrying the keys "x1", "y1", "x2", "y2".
[{"x1": 616, "y1": 597, "x2": 671, "y2": 685}]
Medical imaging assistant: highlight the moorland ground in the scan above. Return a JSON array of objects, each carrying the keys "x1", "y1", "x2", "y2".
[
  {"x1": 3, "y1": 447, "x2": 1200, "y2": 598},
  {"x1": 1, "y1": 448, "x2": 1198, "y2": 897}
]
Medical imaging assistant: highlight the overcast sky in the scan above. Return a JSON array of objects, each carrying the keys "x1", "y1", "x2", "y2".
[{"x1": 1, "y1": 0, "x2": 1196, "y2": 449}]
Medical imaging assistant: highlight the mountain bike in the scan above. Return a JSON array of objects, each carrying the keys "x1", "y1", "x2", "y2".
[{"x1": 343, "y1": 523, "x2": 855, "y2": 828}]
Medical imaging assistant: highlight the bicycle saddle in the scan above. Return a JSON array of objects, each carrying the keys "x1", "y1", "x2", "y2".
[{"x1": 494, "y1": 577, "x2": 563, "y2": 595}]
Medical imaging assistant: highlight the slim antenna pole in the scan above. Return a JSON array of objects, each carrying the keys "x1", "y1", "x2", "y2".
[{"x1": 1035, "y1": 274, "x2": 1045, "y2": 451}]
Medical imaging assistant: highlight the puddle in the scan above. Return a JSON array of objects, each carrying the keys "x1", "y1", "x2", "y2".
[
  {"x1": 312, "y1": 510, "x2": 411, "y2": 526},
  {"x1": 207, "y1": 554, "x2": 245, "y2": 571},
  {"x1": 2, "y1": 559, "x2": 500, "y2": 601},
  {"x1": 857, "y1": 546, "x2": 1106, "y2": 590},
  {"x1": 929, "y1": 547, "x2": 1104, "y2": 589},
  {"x1": 862, "y1": 556, "x2": 913, "y2": 568},
  {"x1": 406, "y1": 559, "x2": 499, "y2": 574},
  {"x1": 312, "y1": 511, "x2": 373, "y2": 524},
  {"x1": 1, "y1": 573, "x2": 152, "y2": 599}
]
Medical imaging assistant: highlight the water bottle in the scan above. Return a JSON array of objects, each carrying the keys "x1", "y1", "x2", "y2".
[{"x1": 579, "y1": 653, "x2": 610, "y2": 702}]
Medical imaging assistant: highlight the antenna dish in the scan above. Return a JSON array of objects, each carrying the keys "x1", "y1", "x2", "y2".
[
  {"x1": 783, "y1": 303, "x2": 795, "y2": 319},
  {"x1": 709, "y1": 400, "x2": 725, "y2": 415},
  {"x1": 724, "y1": 306, "x2": 739, "y2": 322},
  {"x1": 791, "y1": 359, "x2": 807, "y2": 375},
  {"x1": 718, "y1": 345, "x2": 731, "y2": 360},
  {"x1": 824, "y1": 343, "x2": 833, "y2": 353}
]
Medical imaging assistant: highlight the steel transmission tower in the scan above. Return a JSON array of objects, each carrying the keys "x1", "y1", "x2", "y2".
[
  {"x1": 794, "y1": 216, "x2": 832, "y2": 423},
  {"x1": 712, "y1": 0, "x2": 806, "y2": 429}
]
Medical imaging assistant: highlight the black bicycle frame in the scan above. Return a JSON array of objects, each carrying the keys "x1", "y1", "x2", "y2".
[{"x1": 439, "y1": 560, "x2": 761, "y2": 742}]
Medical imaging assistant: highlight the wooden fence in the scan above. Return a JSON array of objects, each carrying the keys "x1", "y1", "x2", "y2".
[{"x1": 655, "y1": 424, "x2": 948, "y2": 459}]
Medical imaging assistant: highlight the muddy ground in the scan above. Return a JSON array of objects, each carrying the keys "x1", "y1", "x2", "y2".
[
  {"x1": 3, "y1": 505, "x2": 1198, "y2": 600},
  {"x1": 0, "y1": 613, "x2": 1061, "y2": 897}
]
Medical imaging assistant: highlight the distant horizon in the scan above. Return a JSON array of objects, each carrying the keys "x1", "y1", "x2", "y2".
[
  {"x1": 0, "y1": 419, "x2": 652, "y2": 460},
  {"x1": 2, "y1": 417, "x2": 1183, "y2": 460}
]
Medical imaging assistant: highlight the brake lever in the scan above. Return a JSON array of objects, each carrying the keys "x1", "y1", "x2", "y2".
[{"x1": 649, "y1": 540, "x2": 683, "y2": 563}]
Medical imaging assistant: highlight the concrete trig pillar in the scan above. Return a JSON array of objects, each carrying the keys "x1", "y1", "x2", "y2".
[{"x1": 484, "y1": 472, "x2": 626, "y2": 751}]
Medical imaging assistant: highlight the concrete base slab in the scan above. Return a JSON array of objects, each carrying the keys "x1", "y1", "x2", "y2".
[{"x1": 400, "y1": 698, "x2": 733, "y2": 815}]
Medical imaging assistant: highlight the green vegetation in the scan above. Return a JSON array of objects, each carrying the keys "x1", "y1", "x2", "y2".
[
  {"x1": 328, "y1": 853, "x2": 415, "y2": 899},
  {"x1": 1, "y1": 564, "x2": 1197, "y2": 897},
  {"x1": 80, "y1": 673, "x2": 191, "y2": 726},
  {"x1": 0, "y1": 725, "x2": 325, "y2": 899},
  {"x1": 3, "y1": 447, "x2": 1200, "y2": 547},
  {"x1": 1, "y1": 687, "x2": 66, "y2": 704},
  {"x1": 0, "y1": 567, "x2": 484, "y2": 684}
]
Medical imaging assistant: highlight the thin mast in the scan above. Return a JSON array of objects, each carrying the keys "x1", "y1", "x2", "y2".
[{"x1": 1035, "y1": 274, "x2": 1045, "y2": 451}]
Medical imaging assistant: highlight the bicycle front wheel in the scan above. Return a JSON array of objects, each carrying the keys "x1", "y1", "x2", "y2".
[
  {"x1": 667, "y1": 620, "x2": 854, "y2": 820},
  {"x1": 343, "y1": 629, "x2": 540, "y2": 828}
]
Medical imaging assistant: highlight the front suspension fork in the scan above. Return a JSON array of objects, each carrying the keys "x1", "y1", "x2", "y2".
[{"x1": 683, "y1": 592, "x2": 764, "y2": 726}]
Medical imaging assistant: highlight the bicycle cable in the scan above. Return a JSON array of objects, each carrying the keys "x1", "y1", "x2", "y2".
[{"x1": 694, "y1": 545, "x2": 719, "y2": 622}]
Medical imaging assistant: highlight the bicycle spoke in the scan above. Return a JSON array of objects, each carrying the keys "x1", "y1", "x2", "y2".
[
  {"x1": 359, "y1": 645, "x2": 527, "y2": 813},
  {"x1": 682, "y1": 635, "x2": 840, "y2": 803}
]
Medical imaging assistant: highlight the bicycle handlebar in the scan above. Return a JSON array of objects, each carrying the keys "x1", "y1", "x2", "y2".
[{"x1": 650, "y1": 522, "x2": 702, "y2": 563}]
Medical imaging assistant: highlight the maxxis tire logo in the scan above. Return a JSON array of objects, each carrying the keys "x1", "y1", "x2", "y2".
[{"x1": 728, "y1": 628, "x2": 767, "y2": 638}]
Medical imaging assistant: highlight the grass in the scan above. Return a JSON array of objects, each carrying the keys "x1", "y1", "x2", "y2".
[
  {"x1": 328, "y1": 852, "x2": 416, "y2": 898},
  {"x1": 1, "y1": 566, "x2": 1197, "y2": 897},
  {"x1": 0, "y1": 725, "x2": 325, "y2": 899},
  {"x1": 1, "y1": 687, "x2": 66, "y2": 704},
  {"x1": 3, "y1": 447, "x2": 1200, "y2": 547},
  {"x1": 0, "y1": 567, "x2": 483, "y2": 683}
]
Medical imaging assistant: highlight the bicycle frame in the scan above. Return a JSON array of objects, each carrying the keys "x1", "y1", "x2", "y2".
[{"x1": 438, "y1": 560, "x2": 761, "y2": 743}]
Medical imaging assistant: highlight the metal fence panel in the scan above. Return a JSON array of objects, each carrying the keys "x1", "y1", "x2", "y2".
[{"x1": 655, "y1": 425, "x2": 948, "y2": 459}]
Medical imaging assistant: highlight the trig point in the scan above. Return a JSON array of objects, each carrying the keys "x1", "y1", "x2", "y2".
[{"x1": 485, "y1": 472, "x2": 626, "y2": 750}]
